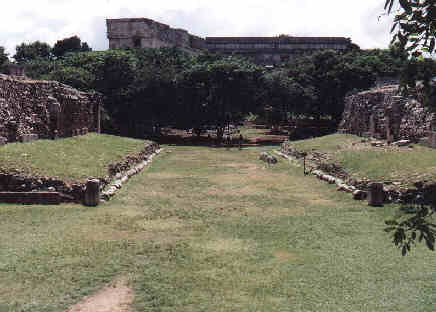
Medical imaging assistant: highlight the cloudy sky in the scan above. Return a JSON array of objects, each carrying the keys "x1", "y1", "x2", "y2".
[{"x1": 0, "y1": 0, "x2": 396, "y2": 56}]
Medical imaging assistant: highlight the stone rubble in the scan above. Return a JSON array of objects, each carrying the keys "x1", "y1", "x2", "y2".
[
  {"x1": 339, "y1": 85, "x2": 434, "y2": 142},
  {"x1": 101, "y1": 148, "x2": 163, "y2": 201},
  {"x1": 259, "y1": 152, "x2": 278, "y2": 164},
  {"x1": 0, "y1": 74, "x2": 102, "y2": 144}
]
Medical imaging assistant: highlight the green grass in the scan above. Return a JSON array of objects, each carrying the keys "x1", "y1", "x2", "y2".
[
  {"x1": 292, "y1": 134, "x2": 436, "y2": 184},
  {"x1": 1, "y1": 143, "x2": 436, "y2": 311},
  {"x1": 293, "y1": 133, "x2": 360, "y2": 153},
  {"x1": 0, "y1": 133, "x2": 146, "y2": 182}
]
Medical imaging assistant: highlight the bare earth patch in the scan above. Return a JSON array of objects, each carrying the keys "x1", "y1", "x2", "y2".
[
  {"x1": 67, "y1": 278, "x2": 133, "y2": 312},
  {"x1": 274, "y1": 250, "x2": 299, "y2": 262}
]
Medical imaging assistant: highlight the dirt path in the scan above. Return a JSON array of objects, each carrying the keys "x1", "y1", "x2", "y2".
[{"x1": 67, "y1": 279, "x2": 134, "y2": 312}]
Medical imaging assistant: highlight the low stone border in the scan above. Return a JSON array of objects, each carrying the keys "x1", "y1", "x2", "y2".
[
  {"x1": 101, "y1": 148, "x2": 163, "y2": 201},
  {"x1": 0, "y1": 141, "x2": 160, "y2": 205},
  {"x1": 274, "y1": 150, "x2": 368, "y2": 201}
]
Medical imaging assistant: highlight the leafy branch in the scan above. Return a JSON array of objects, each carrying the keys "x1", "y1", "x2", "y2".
[
  {"x1": 385, "y1": 201, "x2": 436, "y2": 256},
  {"x1": 384, "y1": 0, "x2": 436, "y2": 56}
]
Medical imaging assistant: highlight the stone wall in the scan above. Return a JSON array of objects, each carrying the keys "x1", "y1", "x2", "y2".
[
  {"x1": 339, "y1": 85, "x2": 434, "y2": 142},
  {"x1": 0, "y1": 74, "x2": 101, "y2": 144},
  {"x1": 106, "y1": 18, "x2": 204, "y2": 54},
  {"x1": 206, "y1": 37, "x2": 350, "y2": 65}
]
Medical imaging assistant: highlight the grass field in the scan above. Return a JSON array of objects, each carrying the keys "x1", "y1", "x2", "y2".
[
  {"x1": 1, "y1": 142, "x2": 436, "y2": 311},
  {"x1": 292, "y1": 134, "x2": 436, "y2": 185},
  {"x1": 0, "y1": 134, "x2": 146, "y2": 182}
]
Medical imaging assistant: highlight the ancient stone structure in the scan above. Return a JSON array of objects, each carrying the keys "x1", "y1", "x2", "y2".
[
  {"x1": 106, "y1": 18, "x2": 205, "y2": 55},
  {"x1": 368, "y1": 182, "x2": 385, "y2": 206},
  {"x1": 0, "y1": 74, "x2": 102, "y2": 144},
  {"x1": 84, "y1": 179, "x2": 100, "y2": 206},
  {"x1": 339, "y1": 85, "x2": 434, "y2": 142},
  {"x1": 206, "y1": 36, "x2": 350, "y2": 65},
  {"x1": 106, "y1": 18, "x2": 350, "y2": 65}
]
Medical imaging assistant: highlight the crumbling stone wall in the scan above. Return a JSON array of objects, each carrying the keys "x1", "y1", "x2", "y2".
[
  {"x1": 106, "y1": 18, "x2": 205, "y2": 54},
  {"x1": 339, "y1": 85, "x2": 434, "y2": 141},
  {"x1": 0, "y1": 74, "x2": 102, "y2": 144}
]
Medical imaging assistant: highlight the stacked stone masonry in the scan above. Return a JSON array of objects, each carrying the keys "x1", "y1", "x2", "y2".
[
  {"x1": 339, "y1": 85, "x2": 435, "y2": 142},
  {"x1": 0, "y1": 74, "x2": 102, "y2": 144}
]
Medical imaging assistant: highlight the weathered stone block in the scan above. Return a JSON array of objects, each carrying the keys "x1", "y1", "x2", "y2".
[
  {"x1": 83, "y1": 179, "x2": 100, "y2": 206},
  {"x1": 429, "y1": 131, "x2": 436, "y2": 148},
  {"x1": 368, "y1": 182, "x2": 384, "y2": 206}
]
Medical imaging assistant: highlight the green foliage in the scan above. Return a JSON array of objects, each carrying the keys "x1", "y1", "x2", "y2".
[
  {"x1": 177, "y1": 56, "x2": 264, "y2": 133},
  {"x1": 283, "y1": 50, "x2": 376, "y2": 122},
  {"x1": 345, "y1": 45, "x2": 409, "y2": 78},
  {"x1": 385, "y1": 202, "x2": 436, "y2": 256},
  {"x1": 45, "y1": 66, "x2": 94, "y2": 90},
  {"x1": 52, "y1": 35, "x2": 92, "y2": 58},
  {"x1": 0, "y1": 46, "x2": 9, "y2": 74},
  {"x1": 15, "y1": 44, "x2": 410, "y2": 138},
  {"x1": 14, "y1": 41, "x2": 52, "y2": 64},
  {"x1": 0, "y1": 46, "x2": 8, "y2": 66},
  {"x1": 384, "y1": 0, "x2": 436, "y2": 56},
  {"x1": 21, "y1": 59, "x2": 60, "y2": 79}
]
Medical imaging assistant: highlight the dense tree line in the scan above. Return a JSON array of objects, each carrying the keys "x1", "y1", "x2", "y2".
[{"x1": 1, "y1": 34, "x2": 434, "y2": 139}]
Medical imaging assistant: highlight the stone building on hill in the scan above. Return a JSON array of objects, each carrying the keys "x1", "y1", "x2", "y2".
[{"x1": 106, "y1": 18, "x2": 351, "y2": 65}]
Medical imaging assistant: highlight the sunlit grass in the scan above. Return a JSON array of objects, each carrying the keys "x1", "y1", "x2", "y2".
[
  {"x1": 0, "y1": 133, "x2": 146, "y2": 182},
  {"x1": 0, "y1": 143, "x2": 435, "y2": 311}
]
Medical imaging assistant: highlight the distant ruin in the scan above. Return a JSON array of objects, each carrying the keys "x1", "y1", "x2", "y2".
[
  {"x1": 339, "y1": 85, "x2": 434, "y2": 142},
  {"x1": 0, "y1": 74, "x2": 101, "y2": 145},
  {"x1": 106, "y1": 18, "x2": 351, "y2": 65}
]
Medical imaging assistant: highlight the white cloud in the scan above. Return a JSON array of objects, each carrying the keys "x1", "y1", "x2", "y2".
[{"x1": 0, "y1": 0, "x2": 395, "y2": 57}]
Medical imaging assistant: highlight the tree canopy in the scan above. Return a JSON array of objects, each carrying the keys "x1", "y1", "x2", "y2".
[
  {"x1": 384, "y1": 0, "x2": 436, "y2": 56},
  {"x1": 52, "y1": 36, "x2": 92, "y2": 58},
  {"x1": 0, "y1": 47, "x2": 8, "y2": 66},
  {"x1": 14, "y1": 41, "x2": 52, "y2": 64}
]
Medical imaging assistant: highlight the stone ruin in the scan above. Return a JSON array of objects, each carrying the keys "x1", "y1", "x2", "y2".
[
  {"x1": 339, "y1": 85, "x2": 435, "y2": 143},
  {"x1": 0, "y1": 74, "x2": 102, "y2": 145},
  {"x1": 107, "y1": 17, "x2": 350, "y2": 65}
]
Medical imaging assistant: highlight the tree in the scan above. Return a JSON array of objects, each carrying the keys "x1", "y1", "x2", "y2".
[
  {"x1": 384, "y1": 0, "x2": 436, "y2": 56},
  {"x1": 286, "y1": 50, "x2": 375, "y2": 122},
  {"x1": 0, "y1": 46, "x2": 8, "y2": 66},
  {"x1": 45, "y1": 66, "x2": 94, "y2": 91},
  {"x1": 383, "y1": 0, "x2": 436, "y2": 256},
  {"x1": 14, "y1": 41, "x2": 52, "y2": 64},
  {"x1": 52, "y1": 36, "x2": 92, "y2": 58},
  {"x1": 0, "y1": 46, "x2": 9, "y2": 74},
  {"x1": 178, "y1": 56, "x2": 264, "y2": 139}
]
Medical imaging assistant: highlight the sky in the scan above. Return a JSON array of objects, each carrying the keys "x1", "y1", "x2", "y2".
[{"x1": 0, "y1": 0, "x2": 396, "y2": 57}]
